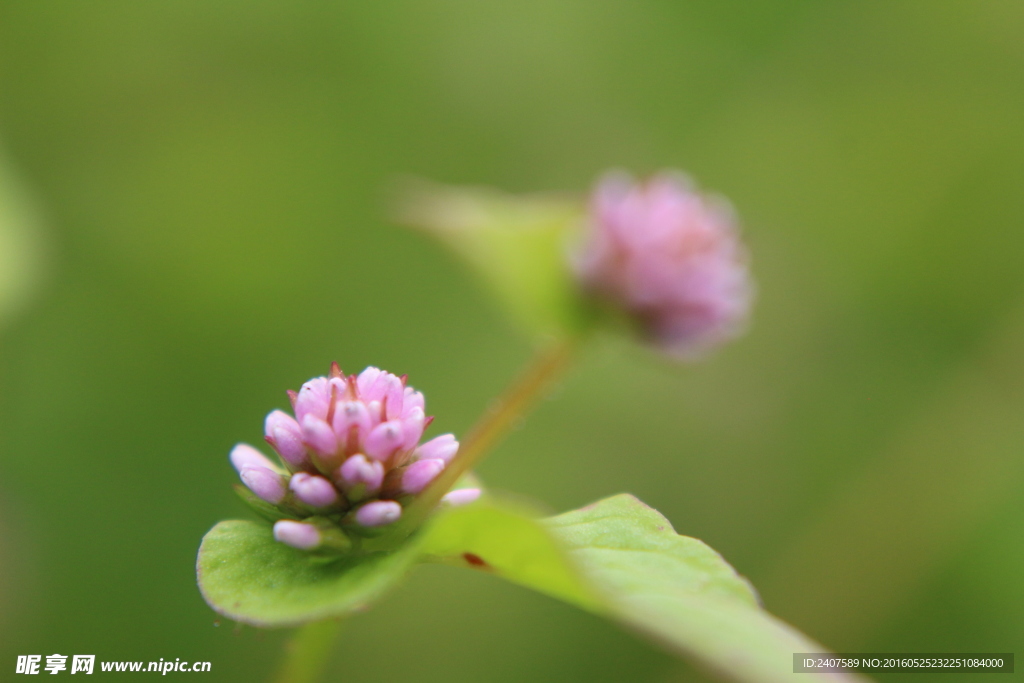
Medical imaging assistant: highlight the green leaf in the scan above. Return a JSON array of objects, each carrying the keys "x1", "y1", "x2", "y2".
[
  {"x1": 396, "y1": 180, "x2": 592, "y2": 339},
  {"x1": 197, "y1": 520, "x2": 423, "y2": 627},
  {"x1": 422, "y1": 495, "x2": 862, "y2": 683},
  {"x1": 419, "y1": 496, "x2": 601, "y2": 611},
  {"x1": 199, "y1": 495, "x2": 860, "y2": 682},
  {"x1": 198, "y1": 474, "x2": 488, "y2": 627}
]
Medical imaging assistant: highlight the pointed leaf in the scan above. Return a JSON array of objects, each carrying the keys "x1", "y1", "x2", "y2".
[
  {"x1": 396, "y1": 181, "x2": 592, "y2": 339},
  {"x1": 198, "y1": 494, "x2": 863, "y2": 682},
  {"x1": 421, "y1": 495, "x2": 863, "y2": 683}
]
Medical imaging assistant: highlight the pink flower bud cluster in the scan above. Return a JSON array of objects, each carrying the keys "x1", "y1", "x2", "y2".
[
  {"x1": 574, "y1": 172, "x2": 753, "y2": 358},
  {"x1": 230, "y1": 363, "x2": 479, "y2": 551}
]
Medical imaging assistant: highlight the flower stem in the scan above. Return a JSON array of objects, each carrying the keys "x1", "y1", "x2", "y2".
[
  {"x1": 271, "y1": 619, "x2": 343, "y2": 683},
  {"x1": 396, "y1": 336, "x2": 578, "y2": 534}
]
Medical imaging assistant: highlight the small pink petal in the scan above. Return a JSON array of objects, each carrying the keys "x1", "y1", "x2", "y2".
[
  {"x1": 240, "y1": 466, "x2": 286, "y2": 504},
  {"x1": 338, "y1": 454, "x2": 385, "y2": 492},
  {"x1": 414, "y1": 434, "x2": 459, "y2": 464},
  {"x1": 402, "y1": 458, "x2": 445, "y2": 495},
  {"x1": 264, "y1": 410, "x2": 307, "y2": 468},
  {"x1": 229, "y1": 443, "x2": 276, "y2": 473},
  {"x1": 355, "y1": 500, "x2": 402, "y2": 527},
  {"x1": 294, "y1": 376, "x2": 332, "y2": 423},
  {"x1": 289, "y1": 472, "x2": 339, "y2": 508},
  {"x1": 383, "y1": 374, "x2": 405, "y2": 420},
  {"x1": 400, "y1": 407, "x2": 426, "y2": 451},
  {"x1": 273, "y1": 520, "x2": 321, "y2": 549},
  {"x1": 402, "y1": 387, "x2": 425, "y2": 415},
  {"x1": 365, "y1": 400, "x2": 384, "y2": 426},
  {"x1": 331, "y1": 401, "x2": 371, "y2": 452},
  {"x1": 364, "y1": 420, "x2": 405, "y2": 461},
  {"x1": 356, "y1": 366, "x2": 384, "y2": 400},
  {"x1": 301, "y1": 415, "x2": 338, "y2": 456},
  {"x1": 442, "y1": 488, "x2": 482, "y2": 507}
]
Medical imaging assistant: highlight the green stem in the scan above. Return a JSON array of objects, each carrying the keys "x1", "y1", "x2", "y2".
[
  {"x1": 395, "y1": 336, "x2": 578, "y2": 535},
  {"x1": 272, "y1": 619, "x2": 343, "y2": 683}
]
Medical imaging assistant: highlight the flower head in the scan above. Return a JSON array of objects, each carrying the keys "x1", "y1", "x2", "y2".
[
  {"x1": 233, "y1": 363, "x2": 470, "y2": 550},
  {"x1": 574, "y1": 171, "x2": 753, "y2": 358}
]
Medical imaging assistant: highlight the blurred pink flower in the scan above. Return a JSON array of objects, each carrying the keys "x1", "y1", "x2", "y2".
[{"x1": 574, "y1": 172, "x2": 753, "y2": 358}]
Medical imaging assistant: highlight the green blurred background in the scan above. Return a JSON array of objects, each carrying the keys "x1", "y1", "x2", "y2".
[{"x1": 1, "y1": 1, "x2": 1022, "y2": 681}]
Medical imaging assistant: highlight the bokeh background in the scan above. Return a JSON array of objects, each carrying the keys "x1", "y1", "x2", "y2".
[{"x1": 1, "y1": 2, "x2": 1022, "y2": 681}]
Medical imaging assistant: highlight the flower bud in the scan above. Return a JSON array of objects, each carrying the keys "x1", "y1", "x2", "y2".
[
  {"x1": 354, "y1": 500, "x2": 402, "y2": 527},
  {"x1": 403, "y1": 387, "x2": 424, "y2": 414},
  {"x1": 355, "y1": 366, "x2": 384, "y2": 398},
  {"x1": 294, "y1": 377, "x2": 332, "y2": 423},
  {"x1": 331, "y1": 401, "x2": 371, "y2": 452},
  {"x1": 337, "y1": 454, "x2": 384, "y2": 500},
  {"x1": 232, "y1": 364, "x2": 468, "y2": 550},
  {"x1": 273, "y1": 517, "x2": 352, "y2": 553},
  {"x1": 240, "y1": 466, "x2": 286, "y2": 504},
  {"x1": 364, "y1": 421, "x2": 405, "y2": 462},
  {"x1": 229, "y1": 443, "x2": 277, "y2": 473},
  {"x1": 402, "y1": 458, "x2": 446, "y2": 495},
  {"x1": 289, "y1": 472, "x2": 339, "y2": 508},
  {"x1": 264, "y1": 410, "x2": 308, "y2": 469},
  {"x1": 442, "y1": 488, "x2": 481, "y2": 507},
  {"x1": 401, "y1": 407, "x2": 426, "y2": 452},
  {"x1": 387, "y1": 384, "x2": 407, "y2": 421},
  {"x1": 301, "y1": 415, "x2": 338, "y2": 457},
  {"x1": 574, "y1": 171, "x2": 753, "y2": 358},
  {"x1": 273, "y1": 520, "x2": 321, "y2": 550},
  {"x1": 414, "y1": 434, "x2": 459, "y2": 464}
]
